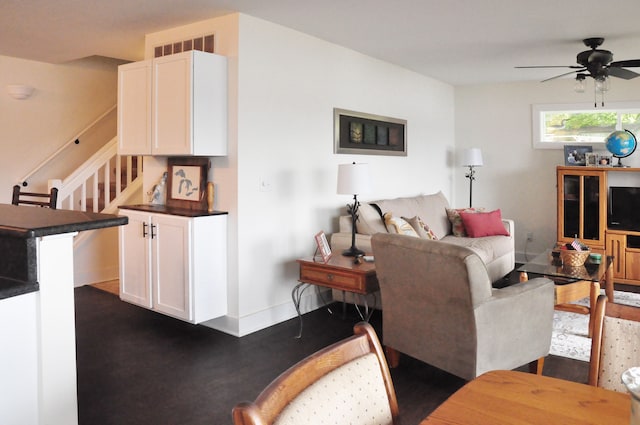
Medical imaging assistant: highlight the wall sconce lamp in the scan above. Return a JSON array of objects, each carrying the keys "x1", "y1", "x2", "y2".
[
  {"x1": 460, "y1": 148, "x2": 483, "y2": 208},
  {"x1": 7, "y1": 84, "x2": 35, "y2": 100},
  {"x1": 337, "y1": 162, "x2": 372, "y2": 257}
]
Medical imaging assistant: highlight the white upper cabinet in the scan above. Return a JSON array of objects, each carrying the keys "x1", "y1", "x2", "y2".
[{"x1": 118, "y1": 50, "x2": 228, "y2": 156}]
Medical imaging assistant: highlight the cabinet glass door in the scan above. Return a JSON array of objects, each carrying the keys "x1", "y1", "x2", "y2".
[
  {"x1": 583, "y1": 175, "x2": 601, "y2": 240},
  {"x1": 563, "y1": 175, "x2": 580, "y2": 238}
]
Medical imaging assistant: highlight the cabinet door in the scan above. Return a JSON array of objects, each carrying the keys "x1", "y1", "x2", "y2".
[
  {"x1": 606, "y1": 233, "x2": 626, "y2": 279},
  {"x1": 119, "y1": 211, "x2": 152, "y2": 308},
  {"x1": 118, "y1": 60, "x2": 152, "y2": 155},
  {"x1": 153, "y1": 53, "x2": 192, "y2": 155},
  {"x1": 152, "y1": 214, "x2": 191, "y2": 320},
  {"x1": 557, "y1": 168, "x2": 606, "y2": 248}
]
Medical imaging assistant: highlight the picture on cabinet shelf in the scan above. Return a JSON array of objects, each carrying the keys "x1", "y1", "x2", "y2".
[
  {"x1": 166, "y1": 157, "x2": 210, "y2": 211},
  {"x1": 585, "y1": 152, "x2": 598, "y2": 166},
  {"x1": 564, "y1": 145, "x2": 592, "y2": 166}
]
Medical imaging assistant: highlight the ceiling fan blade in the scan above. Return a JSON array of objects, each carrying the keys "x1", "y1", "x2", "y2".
[
  {"x1": 608, "y1": 66, "x2": 640, "y2": 80},
  {"x1": 610, "y1": 59, "x2": 640, "y2": 68},
  {"x1": 541, "y1": 69, "x2": 583, "y2": 82},
  {"x1": 515, "y1": 65, "x2": 584, "y2": 69}
]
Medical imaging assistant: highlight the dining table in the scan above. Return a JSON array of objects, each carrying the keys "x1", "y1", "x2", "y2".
[{"x1": 419, "y1": 370, "x2": 631, "y2": 424}]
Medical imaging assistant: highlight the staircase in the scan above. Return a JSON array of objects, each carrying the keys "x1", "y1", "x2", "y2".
[{"x1": 55, "y1": 137, "x2": 142, "y2": 214}]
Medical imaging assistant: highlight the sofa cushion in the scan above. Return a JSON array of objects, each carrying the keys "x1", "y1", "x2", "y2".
[
  {"x1": 460, "y1": 209, "x2": 510, "y2": 238},
  {"x1": 374, "y1": 191, "x2": 450, "y2": 239},
  {"x1": 441, "y1": 234, "x2": 512, "y2": 264},
  {"x1": 446, "y1": 207, "x2": 485, "y2": 237},
  {"x1": 384, "y1": 213, "x2": 419, "y2": 237},
  {"x1": 357, "y1": 203, "x2": 387, "y2": 235},
  {"x1": 404, "y1": 216, "x2": 439, "y2": 240}
]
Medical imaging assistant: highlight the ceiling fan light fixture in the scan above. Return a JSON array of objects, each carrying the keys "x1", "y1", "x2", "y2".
[
  {"x1": 595, "y1": 76, "x2": 610, "y2": 93},
  {"x1": 574, "y1": 75, "x2": 586, "y2": 93}
]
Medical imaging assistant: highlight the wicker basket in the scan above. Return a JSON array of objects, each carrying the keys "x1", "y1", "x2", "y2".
[{"x1": 560, "y1": 249, "x2": 590, "y2": 267}]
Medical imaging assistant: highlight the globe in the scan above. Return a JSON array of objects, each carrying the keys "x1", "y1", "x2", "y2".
[{"x1": 605, "y1": 130, "x2": 637, "y2": 167}]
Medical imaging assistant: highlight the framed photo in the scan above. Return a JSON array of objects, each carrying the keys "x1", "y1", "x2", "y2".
[
  {"x1": 598, "y1": 155, "x2": 612, "y2": 166},
  {"x1": 334, "y1": 108, "x2": 407, "y2": 156},
  {"x1": 585, "y1": 152, "x2": 598, "y2": 167},
  {"x1": 564, "y1": 145, "x2": 592, "y2": 166},
  {"x1": 314, "y1": 231, "x2": 332, "y2": 263},
  {"x1": 166, "y1": 157, "x2": 210, "y2": 210}
]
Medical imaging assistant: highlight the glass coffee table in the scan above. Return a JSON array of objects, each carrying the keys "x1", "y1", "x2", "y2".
[{"x1": 517, "y1": 249, "x2": 614, "y2": 337}]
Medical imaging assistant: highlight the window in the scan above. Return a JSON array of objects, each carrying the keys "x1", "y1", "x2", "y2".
[{"x1": 532, "y1": 102, "x2": 640, "y2": 149}]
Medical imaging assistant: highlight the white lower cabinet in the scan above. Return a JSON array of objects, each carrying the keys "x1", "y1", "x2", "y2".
[{"x1": 119, "y1": 209, "x2": 227, "y2": 323}]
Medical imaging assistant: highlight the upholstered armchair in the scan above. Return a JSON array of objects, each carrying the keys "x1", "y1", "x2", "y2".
[{"x1": 371, "y1": 233, "x2": 555, "y2": 380}]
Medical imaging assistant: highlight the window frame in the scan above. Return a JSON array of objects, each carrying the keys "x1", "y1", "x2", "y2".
[{"x1": 532, "y1": 101, "x2": 640, "y2": 149}]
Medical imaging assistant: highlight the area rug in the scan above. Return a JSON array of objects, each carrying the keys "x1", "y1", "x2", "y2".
[{"x1": 551, "y1": 290, "x2": 640, "y2": 362}]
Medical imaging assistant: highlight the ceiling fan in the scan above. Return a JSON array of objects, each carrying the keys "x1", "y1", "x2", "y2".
[
  {"x1": 516, "y1": 37, "x2": 640, "y2": 106},
  {"x1": 516, "y1": 37, "x2": 640, "y2": 83}
]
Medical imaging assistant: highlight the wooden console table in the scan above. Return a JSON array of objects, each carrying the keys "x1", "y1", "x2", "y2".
[{"x1": 294, "y1": 256, "x2": 378, "y2": 338}]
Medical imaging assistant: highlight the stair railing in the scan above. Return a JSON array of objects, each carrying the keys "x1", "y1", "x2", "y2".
[
  {"x1": 18, "y1": 104, "x2": 117, "y2": 187},
  {"x1": 55, "y1": 137, "x2": 142, "y2": 214}
]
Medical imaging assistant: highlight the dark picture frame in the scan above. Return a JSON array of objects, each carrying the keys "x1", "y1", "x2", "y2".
[
  {"x1": 166, "y1": 157, "x2": 210, "y2": 211},
  {"x1": 564, "y1": 145, "x2": 593, "y2": 166},
  {"x1": 334, "y1": 108, "x2": 407, "y2": 156}
]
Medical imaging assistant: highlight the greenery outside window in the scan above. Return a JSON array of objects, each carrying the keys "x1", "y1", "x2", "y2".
[{"x1": 532, "y1": 102, "x2": 640, "y2": 149}]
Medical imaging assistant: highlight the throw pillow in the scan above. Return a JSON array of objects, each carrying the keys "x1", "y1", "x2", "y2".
[
  {"x1": 403, "y1": 216, "x2": 439, "y2": 240},
  {"x1": 446, "y1": 207, "x2": 485, "y2": 237},
  {"x1": 459, "y1": 209, "x2": 510, "y2": 238},
  {"x1": 384, "y1": 213, "x2": 419, "y2": 237}
]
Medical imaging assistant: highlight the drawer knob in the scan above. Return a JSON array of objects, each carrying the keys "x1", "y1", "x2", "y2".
[{"x1": 326, "y1": 273, "x2": 334, "y2": 281}]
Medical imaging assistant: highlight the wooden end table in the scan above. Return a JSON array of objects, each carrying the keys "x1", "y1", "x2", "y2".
[{"x1": 294, "y1": 255, "x2": 379, "y2": 338}]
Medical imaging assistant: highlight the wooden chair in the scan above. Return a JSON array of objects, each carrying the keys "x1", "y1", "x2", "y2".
[
  {"x1": 589, "y1": 294, "x2": 640, "y2": 392},
  {"x1": 12, "y1": 185, "x2": 58, "y2": 209},
  {"x1": 232, "y1": 322, "x2": 399, "y2": 425}
]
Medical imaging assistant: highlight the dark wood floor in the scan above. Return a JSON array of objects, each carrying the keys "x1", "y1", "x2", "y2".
[{"x1": 75, "y1": 282, "x2": 590, "y2": 425}]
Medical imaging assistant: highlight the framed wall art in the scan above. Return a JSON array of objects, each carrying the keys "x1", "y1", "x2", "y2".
[
  {"x1": 166, "y1": 157, "x2": 210, "y2": 210},
  {"x1": 334, "y1": 108, "x2": 407, "y2": 156}
]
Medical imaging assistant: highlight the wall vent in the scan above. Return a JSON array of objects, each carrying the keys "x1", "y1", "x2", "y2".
[{"x1": 154, "y1": 34, "x2": 214, "y2": 58}]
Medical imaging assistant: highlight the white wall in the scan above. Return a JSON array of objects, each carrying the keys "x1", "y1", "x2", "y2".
[
  {"x1": 232, "y1": 15, "x2": 454, "y2": 335},
  {"x1": 0, "y1": 55, "x2": 119, "y2": 197},
  {"x1": 146, "y1": 14, "x2": 455, "y2": 336},
  {"x1": 455, "y1": 77, "x2": 640, "y2": 261}
]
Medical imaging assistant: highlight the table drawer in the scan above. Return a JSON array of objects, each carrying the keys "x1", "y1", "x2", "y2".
[{"x1": 299, "y1": 266, "x2": 377, "y2": 294}]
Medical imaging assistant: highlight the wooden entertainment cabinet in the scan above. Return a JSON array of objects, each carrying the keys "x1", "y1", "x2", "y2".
[{"x1": 557, "y1": 166, "x2": 640, "y2": 286}]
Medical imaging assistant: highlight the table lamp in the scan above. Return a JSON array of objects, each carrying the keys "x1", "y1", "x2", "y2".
[
  {"x1": 337, "y1": 162, "x2": 372, "y2": 256},
  {"x1": 461, "y1": 148, "x2": 483, "y2": 208}
]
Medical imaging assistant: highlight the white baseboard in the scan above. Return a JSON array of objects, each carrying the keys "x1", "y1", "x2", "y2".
[
  {"x1": 73, "y1": 265, "x2": 119, "y2": 287},
  {"x1": 201, "y1": 288, "x2": 330, "y2": 337}
]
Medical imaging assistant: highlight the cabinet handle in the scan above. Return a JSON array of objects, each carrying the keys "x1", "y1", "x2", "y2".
[
  {"x1": 142, "y1": 222, "x2": 148, "y2": 238},
  {"x1": 151, "y1": 224, "x2": 157, "y2": 239}
]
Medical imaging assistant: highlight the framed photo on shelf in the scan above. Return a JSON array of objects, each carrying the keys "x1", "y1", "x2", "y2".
[
  {"x1": 598, "y1": 155, "x2": 612, "y2": 166},
  {"x1": 564, "y1": 145, "x2": 592, "y2": 166},
  {"x1": 166, "y1": 157, "x2": 210, "y2": 210},
  {"x1": 314, "y1": 231, "x2": 332, "y2": 263},
  {"x1": 585, "y1": 152, "x2": 598, "y2": 167}
]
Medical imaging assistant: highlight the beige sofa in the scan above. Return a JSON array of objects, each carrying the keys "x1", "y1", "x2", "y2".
[{"x1": 331, "y1": 191, "x2": 515, "y2": 283}]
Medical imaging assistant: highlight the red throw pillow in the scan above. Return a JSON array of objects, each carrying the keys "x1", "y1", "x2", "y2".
[{"x1": 459, "y1": 209, "x2": 510, "y2": 238}]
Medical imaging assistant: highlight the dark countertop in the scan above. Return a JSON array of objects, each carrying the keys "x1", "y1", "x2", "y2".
[
  {"x1": 119, "y1": 204, "x2": 228, "y2": 217},
  {"x1": 0, "y1": 204, "x2": 128, "y2": 238},
  {"x1": 0, "y1": 204, "x2": 128, "y2": 300}
]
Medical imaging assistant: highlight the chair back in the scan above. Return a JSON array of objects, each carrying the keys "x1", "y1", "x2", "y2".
[
  {"x1": 372, "y1": 233, "x2": 491, "y2": 376},
  {"x1": 232, "y1": 322, "x2": 399, "y2": 425},
  {"x1": 12, "y1": 185, "x2": 58, "y2": 209},
  {"x1": 589, "y1": 294, "x2": 640, "y2": 392}
]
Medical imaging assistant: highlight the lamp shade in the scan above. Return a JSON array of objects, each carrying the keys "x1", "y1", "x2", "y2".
[
  {"x1": 460, "y1": 148, "x2": 483, "y2": 167},
  {"x1": 337, "y1": 163, "x2": 372, "y2": 195}
]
